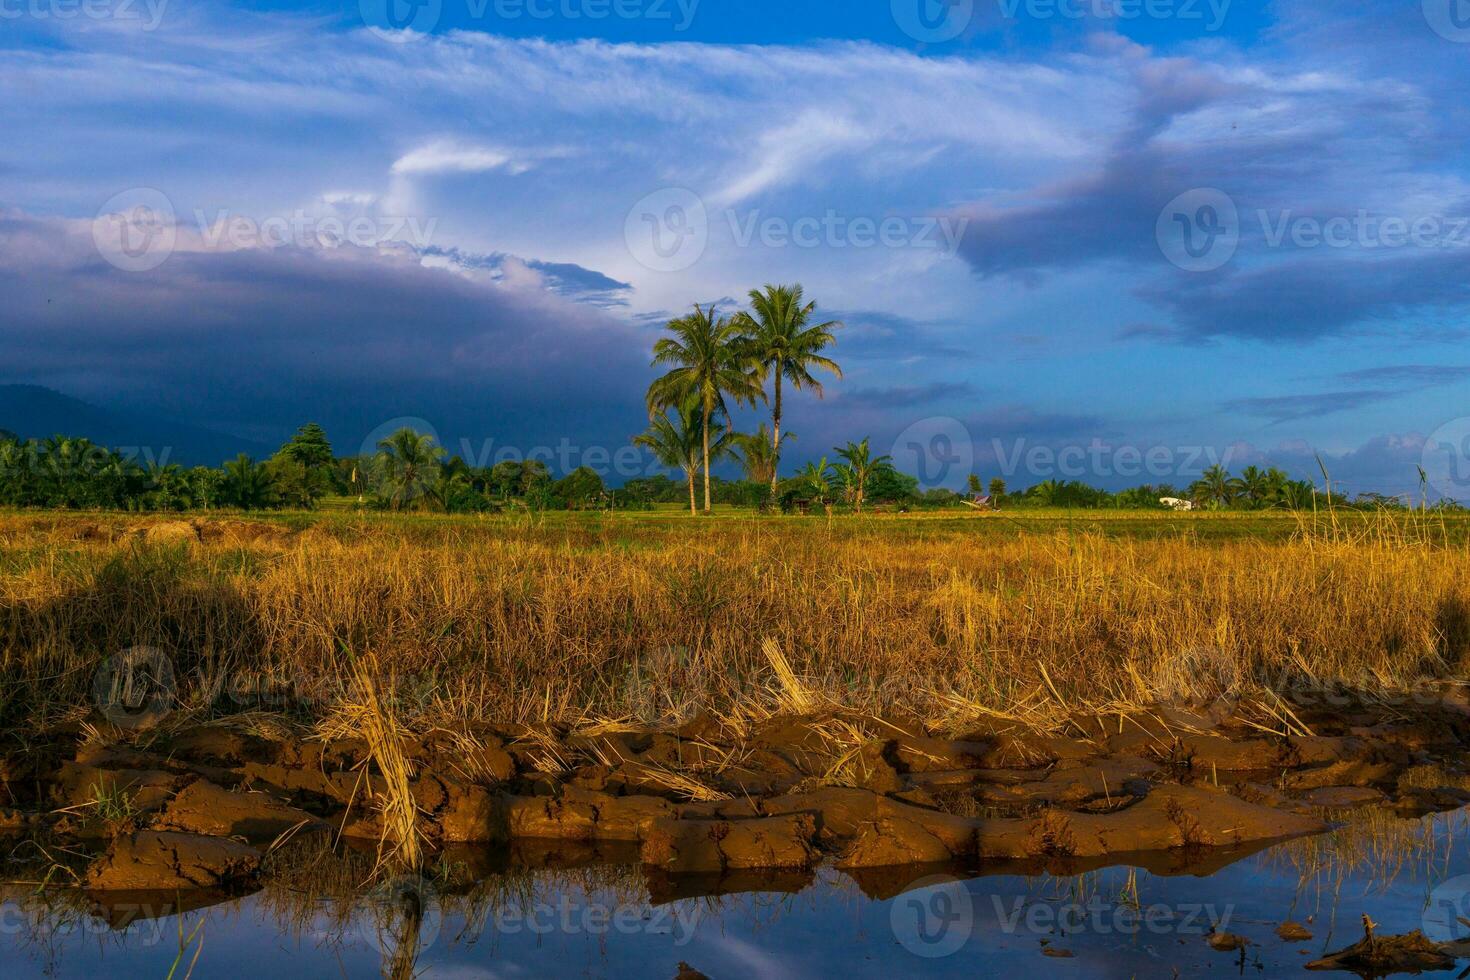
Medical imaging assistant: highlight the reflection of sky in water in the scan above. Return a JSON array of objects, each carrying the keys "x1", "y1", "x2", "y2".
[{"x1": 3, "y1": 810, "x2": 1468, "y2": 978}]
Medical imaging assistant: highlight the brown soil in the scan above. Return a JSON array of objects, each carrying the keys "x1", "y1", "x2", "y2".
[
  {"x1": 85, "y1": 830, "x2": 261, "y2": 890},
  {"x1": 3, "y1": 695, "x2": 1467, "y2": 892}
]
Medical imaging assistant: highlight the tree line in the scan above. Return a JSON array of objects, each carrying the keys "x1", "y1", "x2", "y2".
[
  {"x1": 0, "y1": 427, "x2": 1447, "y2": 514},
  {"x1": 0, "y1": 426, "x2": 599, "y2": 513},
  {"x1": 0, "y1": 286, "x2": 1449, "y2": 515}
]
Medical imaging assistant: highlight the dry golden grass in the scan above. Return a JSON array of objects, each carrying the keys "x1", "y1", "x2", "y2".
[
  {"x1": 319, "y1": 653, "x2": 423, "y2": 871},
  {"x1": 0, "y1": 510, "x2": 1466, "y2": 732}
]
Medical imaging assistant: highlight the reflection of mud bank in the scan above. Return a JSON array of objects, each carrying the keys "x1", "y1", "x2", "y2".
[{"x1": 4, "y1": 696, "x2": 1469, "y2": 896}]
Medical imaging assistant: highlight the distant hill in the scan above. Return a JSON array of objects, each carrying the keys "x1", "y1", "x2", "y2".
[{"x1": 0, "y1": 385, "x2": 271, "y2": 467}]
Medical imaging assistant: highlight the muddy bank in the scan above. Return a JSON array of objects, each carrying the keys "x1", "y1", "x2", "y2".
[{"x1": 3, "y1": 694, "x2": 1469, "y2": 894}]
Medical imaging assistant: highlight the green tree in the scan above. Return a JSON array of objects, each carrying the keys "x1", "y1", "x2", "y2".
[
  {"x1": 735, "y1": 284, "x2": 842, "y2": 492},
  {"x1": 374, "y1": 427, "x2": 444, "y2": 510},
  {"x1": 1230, "y1": 465, "x2": 1271, "y2": 508},
  {"x1": 1263, "y1": 467, "x2": 1289, "y2": 507},
  {"x1": 141, "y1": 463, "x2": 194, "y2": 511},
  {"x1": 486, "y1": 460, "x2": 524, "y2": 500},
  {"x1": 634, "y1": 402, "x2": 733, "y2": 515},
  {"x1": 1279, "y1": 479, "x2": 1317, "y2": 510},
  {"x1": 270, "y1": 423, "x2": 334, "y2": 507},
  {"x1": 733, "y1": 423, "x2": 792, "y2": 488},
  {"x1": 988, "y1": 477, "x2": 1006, "y2": 504},
  {"x1": 189, "y1": 466, "x2": 224, "y2": 509},
  {"x1": 832, "y1": 438, "x2": 891, "y2": 514},
  {"x1": 1190, "y1": 465, "x2": 1234, "y2": 509},
  {"x1": 866, "y1": 461, "x2": 919, "y2": 504},
  {"x1": 221, "y1": 454, "x2": 278, "y2": 510},
  {"x1": 647, "y1": 304, "x2": 763, "y2": 514},
  {"x1": 280, "y1": 422, "x2": 334, "y2": 469},
  {"x1": 792, "y1": 457, "x2": 834, "y2": 510},
  {"x1": 554, "y1": 466, "x2": 607, "y2": 510}
]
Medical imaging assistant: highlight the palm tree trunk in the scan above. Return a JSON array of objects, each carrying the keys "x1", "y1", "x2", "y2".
[
  {"x1": 702, "y1": 403, "x2": 712, "y2": 514},
  {"x1": 770, "y1": 374, "x2": 782, "y2": 493},
  {"x1": 686, "y1": 467, "x2": 696, "y2": 515}
]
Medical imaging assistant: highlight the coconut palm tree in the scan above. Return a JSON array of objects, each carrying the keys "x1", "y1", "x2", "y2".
[
  {"x1": 634, "y1": 401, "x2": 735, "y2": 515},
  {"x1": 1279, "y1": 479, "x2": 1317, "y2": 510},
  {"x1": 833, "y1": 438, "x2": 891, "y2": 514},
  {"x1": 794, "y1": 457, "x2": 834, "y2": 510},
  {"x1": 733, "y1": 423, "x2": 794, "y2": 487},
  {"x1": 1029, "y1": 479, "x2": 1064, "y2": 507},
  {"x1": 1263, "y1": 467, "x2": 1290, "y2": 507},
  {"x1": 1190, "y1": 465, "x2": 1234, "y2": 509},
  {"x1": 375, "y1": 427, "x2": 444, "y2": 510},
  {"x1": 647, "y1": 304, "x2": 763, "y2": 513},
  {"x1": 735, "y1": 284, "x2": 842, "y2": 492},
  {"x1": 1230, "y1": 465, "x2": 1271, "y2": 508},
  {"x1": 221, "y1": 454, "x2": 277, "y2": 510}
]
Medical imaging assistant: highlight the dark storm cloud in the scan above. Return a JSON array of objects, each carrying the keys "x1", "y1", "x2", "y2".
[
  {"x1": 1335, "y1": 364, "x2": 1470, "y2": 387},
  {"x1": 951, "y1": 56, "x2": 1240, "y2": 280},
  {"x1": 1140, "y1": 249, "x2": 1470, "y2": 342},
  {"x1": 1223, "y1": 390, "x2": 1397, "y2": 424},
  {"x1": 828, "y1": 310, "x2": 973, "y2": 361},
  {"x1": 839, "y1": 381, "x2": 973, "y2": 409},
  {"x1": 950, "y1": 38, "x2": 1470, "y2": 344},
  {"x1": 0, "y1": 212, "x2": 654, "y2": 455}
]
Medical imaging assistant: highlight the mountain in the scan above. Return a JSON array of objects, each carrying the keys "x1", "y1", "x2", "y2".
[{"x1": 0, "y1": 385, "x2": 272, "y2": 467}]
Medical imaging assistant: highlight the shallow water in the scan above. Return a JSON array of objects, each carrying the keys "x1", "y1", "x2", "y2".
[{"x1": 4, "y1": 809, "x2": 1469, "y2": 978}]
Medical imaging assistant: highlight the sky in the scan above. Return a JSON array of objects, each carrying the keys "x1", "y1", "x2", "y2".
[{"x1": 2, "y1": 0, "x2": 1470, "y2": 497}]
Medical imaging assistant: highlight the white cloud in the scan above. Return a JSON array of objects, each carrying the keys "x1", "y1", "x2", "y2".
[{"x1": 390, "y1": 141, "x2": 529, "y2": 176}]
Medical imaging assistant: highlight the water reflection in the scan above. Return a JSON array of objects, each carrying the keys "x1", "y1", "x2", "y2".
[{"x1": 2, "y1": 807, "x2": 1467, "y2": 978}]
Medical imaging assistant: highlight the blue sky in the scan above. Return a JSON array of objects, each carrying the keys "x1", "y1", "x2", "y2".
[{"x1": 2, "y1": 0, "x2": 1470, "y2": 497}]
